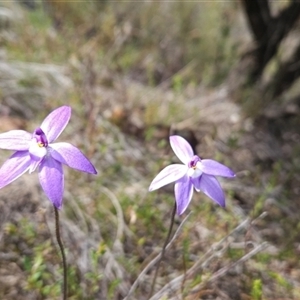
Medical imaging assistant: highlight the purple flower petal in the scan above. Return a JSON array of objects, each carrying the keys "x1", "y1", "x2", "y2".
[
  {"x1": 149, "y1": 164, "x2": 187, "y2": 191},
  {"x1": 174, "y1": 175, "x2": 193, "y2": 215},
  {"x1": 49, "y1": 142, "x2": 97, "y2": 174},
  {"x1": 0, "y1": 130, "x2": 31, "y2": 150},
  {"x1": 0, "y1": 151, "x2": 31, "y2": 189},
  {"x1": 38, "y1": 157, "x2": 64, "y2": 209},
  {"x1": 191, "y1": 175, "x2": 201, "y2": 191},
  {"x1": 199, "y1": 174, "x2": 225, "y2": 207},
  {"x1": 201, "y1": 159, "x2": 235, "y2": 178},
  {"x1": 40, "y1": 106, "x2": 71, "y2": 143},
  {"x1": 170, "y1": 135, "x2": 194, "y2": 165}
]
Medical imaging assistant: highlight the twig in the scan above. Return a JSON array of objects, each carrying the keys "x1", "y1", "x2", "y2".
[
  {"x1": 54, "y1": 206, "x2": 68, "y2": 300},
  {"x1": 189, "y1": 242, "x2": 269, "y2": 294},
  {"x1": 124, "y1": 211, "x2": 192, "y2": 300},
  {"x1": 150, "y1": 213, "x2": 268, "y2": 300},
  {"x1": 187, "y1": 211, "x2": 267, "y2": 275},
  {"x1": 151, "y1": 242, "x2": 269, "y2": 300}
]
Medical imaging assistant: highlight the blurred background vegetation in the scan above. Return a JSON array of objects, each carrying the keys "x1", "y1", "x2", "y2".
[{"x1": 0, "y1": 0, "x2": 300, "y2": 299}]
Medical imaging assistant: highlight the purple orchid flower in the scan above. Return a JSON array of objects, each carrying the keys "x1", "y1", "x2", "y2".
[
  {"x1": 149, "y1": 135, "x2": 235, "y2": 215},
  {"x1": 0, "y1": 106, "x2": 97, "y2": 209}
]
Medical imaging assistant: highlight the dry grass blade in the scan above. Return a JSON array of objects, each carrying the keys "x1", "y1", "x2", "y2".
[{"x1": 99, "y1": 186, "x2": 125, "y2": 255}]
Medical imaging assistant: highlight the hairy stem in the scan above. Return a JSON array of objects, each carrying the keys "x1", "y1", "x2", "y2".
[
  {"x1": 148, "y1": 202, "x2": 176, "y2": 299},
  {"x1": 54, "y1": 206, "x2": 67, "y2": 300}
]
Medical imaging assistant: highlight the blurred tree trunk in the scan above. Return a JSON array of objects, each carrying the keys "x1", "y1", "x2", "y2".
[
  {"x1": 241, "y1": 0, "x2": 271, "y2": 44},
  {"x1": 241, "y1": 0, "x2": 300, "y2": 86},
  {"x1": 267, "y1": 42, "x2": 300, "y2": 97}
]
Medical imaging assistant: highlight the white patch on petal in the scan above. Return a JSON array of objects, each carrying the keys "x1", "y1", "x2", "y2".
[
  {"x1": 29, "y1": 140, "x2": 47, "y2": 159},
  {"x1": 187, "y1": 167, "x2": 202, "y2": 178},
  {"x1": 196, "y1": 161, "x2": 204, "y2": 171},
  {"x1": 28, "y1": 140, "x2": 48, "y2": 173}
]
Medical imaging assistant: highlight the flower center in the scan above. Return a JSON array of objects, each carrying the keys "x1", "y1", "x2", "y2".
[
  {"x1": 187, "y1": 155, "x2": 202, "y2": 178},
  {"x1": 33, "y1": 128, "x2": 48, "y2": 147},
  {"x1": 28, "y1": 128, "x2": 49, "y2": 173}
]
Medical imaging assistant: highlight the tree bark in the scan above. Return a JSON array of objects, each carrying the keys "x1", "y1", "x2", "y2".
[
  {"x1": 241, "y1": 0, "x2": 271, "y2": 43},
  {"x1": 241, "y1": 0, "x2": 300, "y2": 81},
  {"x1": 268, "y1": 42, "x2": 300, "y2": 97}
]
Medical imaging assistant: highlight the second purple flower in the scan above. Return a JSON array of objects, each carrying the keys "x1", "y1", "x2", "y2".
[{"x1": 149, "y1": 135, "x2": 235, "y2": 215}]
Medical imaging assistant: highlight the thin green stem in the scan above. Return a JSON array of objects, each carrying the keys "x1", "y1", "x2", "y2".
[
  {"x1": 148, "y1": 202, "x2": 176, "y2": 299},
  {"x1": 54, "y1": 206, "x2": 67, "y2": 300}
]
